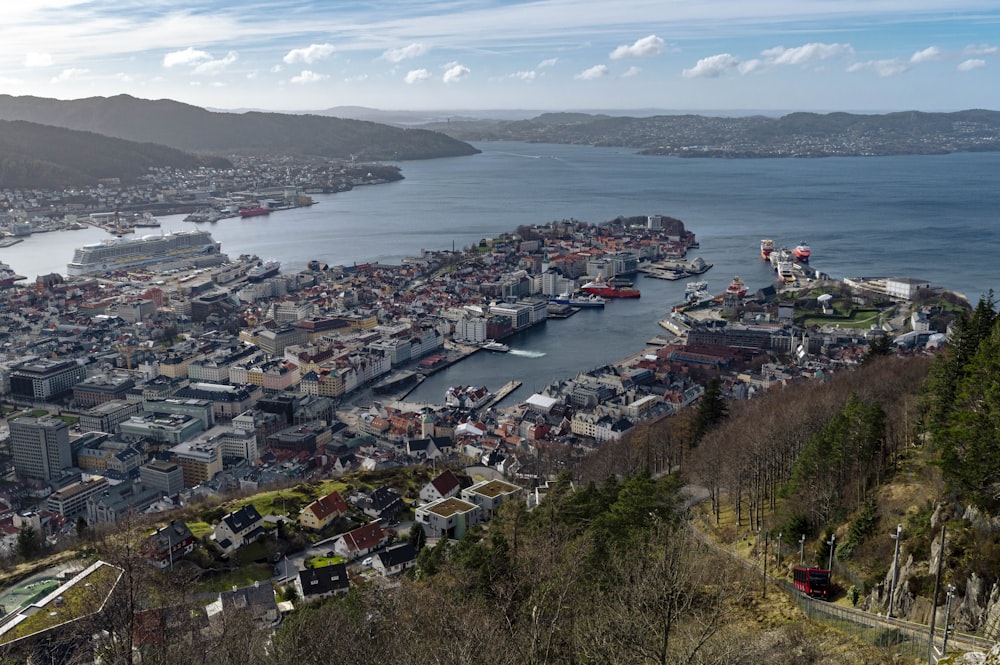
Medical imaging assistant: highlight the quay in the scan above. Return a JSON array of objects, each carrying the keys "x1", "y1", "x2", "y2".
[{"x1": 482, "y1": 380, "x2": 523, "y2": 410}]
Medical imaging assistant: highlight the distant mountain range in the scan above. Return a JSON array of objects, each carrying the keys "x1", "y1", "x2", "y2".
[
  {"x1": 0, "y1": 94, "x2": 479, "y2": 162},
  {"x1": 0, "y1": 119, "x2": 231, "y2": 189},
  {"x1": 421, "y1": 109, "x2": 1000, "y2": 157}
]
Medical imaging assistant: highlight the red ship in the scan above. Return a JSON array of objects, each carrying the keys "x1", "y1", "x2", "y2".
[
  {"x1": 581, "y1": 276, "x2": 640, "y2": 298},
  {"x1": 240, "y1": 207, "x2": 271, "y2": 218},
  {"x1": 792, "y1": 241, "x2": 811, "y2": 262},
  {"x1": 725, "y1": 276, "x2": 748, "y2": 297},
  {"x1": 760, "y1": 238, "x2": 775, "y2": 261}
]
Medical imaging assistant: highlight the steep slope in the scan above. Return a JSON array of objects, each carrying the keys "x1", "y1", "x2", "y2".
[
  {"x1": 0, "y1": 94, "x2": 480, "y2": 160},
  {"x1": 0, "y1": 120, "x2": 230, "y2": 189}
]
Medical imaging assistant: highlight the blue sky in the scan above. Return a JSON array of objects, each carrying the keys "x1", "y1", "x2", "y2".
[{"x1": 2, "y1": 0, "x2": 998, "y2": 113}]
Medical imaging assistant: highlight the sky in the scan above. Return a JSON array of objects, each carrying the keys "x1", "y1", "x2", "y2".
[{"x1": 1, "y1": 0, "x2": 998, "y2": 114}]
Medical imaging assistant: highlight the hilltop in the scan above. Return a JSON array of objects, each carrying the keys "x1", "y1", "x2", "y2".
[
  {"x1": 0, "y1": 94, "x2": 480, "y2": 161},
  {"x1": 0, "y1": 120, "x2": 231, "y2": 189},
  {"x1": 423, "y1": 109, "x2": 1000, "y2": 157}
]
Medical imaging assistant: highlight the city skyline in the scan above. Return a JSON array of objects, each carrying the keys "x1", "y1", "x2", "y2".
[{"x1": 2, "y1": 0, "x2": 999, "y2": 113}]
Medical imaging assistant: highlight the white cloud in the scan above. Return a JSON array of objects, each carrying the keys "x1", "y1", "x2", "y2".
[
  {"x1": 537, "y1": 58, "x2": 558, "y2": 69},
  {"x1": 609, "y1": 35, "x2": 665, "y2": 60},
  {"x1": 514, "y1": 70, "x2": 536, "y2": 81},
  {"x1": 344, "y1": 74, "x2": 368, "y2": 83},
  {"x1": 910, "y1": 46, "x2": 943, "y2": 63},
  {"x1": 270, "y1": 64, "x2": 283, "y2": 73},
  {"x1": 290, "y1": 70, "x2": 328, "y2": 84},
  {"x1": 115, "y1": 73, "x2": 133, "y2": 82},
  {"x1": 963, "y1": 44, "x2": 998, "y2": 56},
  {"x1": 50, "y1": 68, "x2": 88, "y2": 84},
  {"x1": 621, "y1": 66, "x2": 641, "y2": 78},
  {"x1": 193, "y1": 51, "x2": 238, "y2": 76},
  {"x1": 957, "y1": 58, "x2": 987, "y2": 72},
  {"x1": 575, "y1": 64, "x2": 609, "y2": 80},
  {"x1": 443, "y1": 63, "x2": 470, "y2": 83},
  {"x1": 382, "y1": 43, "x2": 428, "y2": 63},
  {"x1": 163, "y1": 47, "x2": 211, "y2": 68},
  {"x1": 24, "y1": 52, "x2": 53, "y2": 68},
  {"x1": 847, "y1": 59, "x2": 910, "y2": 77},
  {"x1": 682, "y1": 53, "x2": 739, "y2": 78},
  {"x1": 762, "y1": 42, "x2": 854, "y2": 66},
  {"x1": 738, "y1": 59, "x2": 763, "y2": 74},
  {"x1": 283, "y1": 43, "x2": 335, "y2": 65},
  {"x1": 405, "y1": 68, "x2": 430, "y2": 84}
]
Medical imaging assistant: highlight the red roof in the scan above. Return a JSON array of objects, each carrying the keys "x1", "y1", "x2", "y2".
[
  {"x1": 430, "y1": 469, "x2": 460, "y2": 496},
  {"x1": 342, "y1": 522, "x2": 386, "y2": 553},
  {"x1": 307, "y1": 491, "x2": 348, "y2": 521}
]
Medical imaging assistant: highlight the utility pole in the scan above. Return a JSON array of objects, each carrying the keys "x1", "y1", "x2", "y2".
[
  {"x1": 942, "y1": 585, "x2": 956, "y2": 656},
  {"x1": 826, "y1": 533, "x2": 836, "y2": 580},
  {"x1": 928, "y1": 525, "x2": 946, "y2": 664},
  {"x1": 888, "y1": 523, "x2": 902, "y2": 617},
  {"x1": 776, "y1": 532, "x2": 782, "y2": 567}
]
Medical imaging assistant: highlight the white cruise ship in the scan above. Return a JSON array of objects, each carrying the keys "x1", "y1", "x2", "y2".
[{"x1": 67, "y1": 231, "x2": 224, "y2": 276}]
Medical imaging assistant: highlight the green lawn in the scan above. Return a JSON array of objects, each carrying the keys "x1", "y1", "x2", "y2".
[
  {"x1": 800, "y1": 309, "x2": 884, "y2": 329},
  {"x1": 192, "y1": 563, "x2": 274, "y2": 594},
  {"x1": 305, "y1": 555, "x2": 344, "y2": 569}
]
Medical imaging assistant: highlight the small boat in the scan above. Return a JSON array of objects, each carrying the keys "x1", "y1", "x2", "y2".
[{"x1": 482, "y1": 340, "x2": 510, "y2": 352}]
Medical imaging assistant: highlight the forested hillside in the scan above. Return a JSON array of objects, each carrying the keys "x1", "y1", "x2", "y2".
[{"x1": 0, "y1": 120, "x2": 230, "y2": 189}]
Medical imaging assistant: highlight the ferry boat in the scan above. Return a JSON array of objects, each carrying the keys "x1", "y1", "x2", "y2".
[
  {"x1": 684, "y1": 281, "x2": 713, "y2": 305},
  {"x1": 67, "y1": 230, "x2": 223, "y2": 277},
  {"x1": 792, "y1": 241, "x2": 811, "y2": 262},
  {"x1": 580, "y1": 276, "x2": 640, "y2": 298},
  {"x1": 482, "y1": 340, "x2": 510, "y2": 352},
  {"x1": 760, "y1": 239, "x2": 775, "y2": 260},
  {"x1": 248, "y1": 259, "x2": 280, "y2": 282}
]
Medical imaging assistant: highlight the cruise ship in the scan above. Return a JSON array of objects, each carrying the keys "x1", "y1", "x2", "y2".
[{"x1": 67, "y1": 230, "x2": 224, "y2": 276}]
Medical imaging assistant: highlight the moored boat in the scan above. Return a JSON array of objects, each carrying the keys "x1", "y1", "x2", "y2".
[
  {"x1": 792, "y1": 241, "x2": 811, "y2": 262},
  {"x1": 568, "y1": 294, "x2": 606, "y2": 308},
  {"x1": 580, "y1": 275, "x2": 640, "y2": 298},
  {"x1": 726, "y1": 276, "x2": 748, "y2": 297},
  {"x1": 760, "y1": 239, "x2": 775, "y2": 260},
  {"x1": 240, "y1": 206, "x2": 271, "y2": 218}
]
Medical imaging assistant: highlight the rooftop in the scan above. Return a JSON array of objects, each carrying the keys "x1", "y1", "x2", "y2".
[{"x1": 426, "y1": 497, "x2": 477, "y2": 518}]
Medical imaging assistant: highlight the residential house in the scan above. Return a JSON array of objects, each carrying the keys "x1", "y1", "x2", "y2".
[
  {"x1": 354, "y1": 486, "x2": 404, "y2": 523},
  {"x1": 461, "y1": 479, "x2": 523, "y2": 520},
  {"x1": 142, "y1": 520, "x2": 196, "y2": 569},
  {"x1": 295, "y1": 562, "x2": 350, "y2": 602},
  {"x1": 212, "y1": 504, "x2": 265, "y2": 555},
  {"x1": 418, "y1": 469, "x2": 462, "y2": 505},
  {"x1": 205, "y1": 582, "x2": 279, "y2": 630},
  {"x1": 333, "y1": 522, "x2": 389, "y2": 560},
  {"x1": 373, "y1": 543, "x2": 417, "y2": 577},
  {"x1": 298, "y1": 490, "x2": 348, "y2": 531},
  {"x1": 415, "y1": 496, "x2": 481, "y2": 540}
]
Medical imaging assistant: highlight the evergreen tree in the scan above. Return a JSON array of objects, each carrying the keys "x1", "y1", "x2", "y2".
[
  {"x1": 692, "y1": 377, "x2": 728, "y2": 444},
  {"x1": 15, "y1": 524, "x2": 40, "y2": 560}
]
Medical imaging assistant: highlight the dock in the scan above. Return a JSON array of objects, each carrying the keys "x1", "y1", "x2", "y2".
[{"x1": 482, "y1": 380, "x2": 523, "y2": 409}]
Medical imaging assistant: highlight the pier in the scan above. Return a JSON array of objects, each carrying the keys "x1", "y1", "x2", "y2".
[{"x1": 482, "y1": 380, "x2": 523, "y2": 409}]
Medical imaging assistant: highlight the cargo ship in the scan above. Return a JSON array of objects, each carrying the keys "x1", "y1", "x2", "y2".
[
  {"x1": 240, "y1": 206, "x2": 271, "y2": 218},
  {"x1": 792, "y1": 241, "x2": 811, "y2": 262},
  {"x1": 67, "y1": 231, "x2": 224, "y2": 276},
  {"x1": 580, "y1": 276, "x2": 640, "y2": 298},
  {"x1": 760, "y1": 239, "x2": 775, "y2": 260}
]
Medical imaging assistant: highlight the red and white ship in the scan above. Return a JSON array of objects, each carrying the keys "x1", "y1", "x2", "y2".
[
  {"x1": 792, "y1": 241, "x2": 811, "y2": 262},
  {"x1": 726, "y1": 276, "x2": 748, "y2": 298},
  {"x1": 760, "y1": 239, "x2": 775, "y2": 261},
  {"x1": 581, "y1": 275, "x2": 640, "y2": 298},
  {"x1": 240, "y1": 206, "x2": 271, "y2": 218}
]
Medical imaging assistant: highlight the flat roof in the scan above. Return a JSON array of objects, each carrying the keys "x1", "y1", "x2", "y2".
[
  {"x1": 468, "y1": 479, "x2": 520, "y2": 499},
  {"x1": 426, "y1": 497, "x2": 476, "y2": 518}
]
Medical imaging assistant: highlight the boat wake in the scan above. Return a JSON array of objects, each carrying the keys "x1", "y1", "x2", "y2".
[
  {"x1": 496, "y1": 152, "x2": 542, "y2": 159},
  {"x1": 509, "y1": 349, "x2": 546, "y2": 358}
]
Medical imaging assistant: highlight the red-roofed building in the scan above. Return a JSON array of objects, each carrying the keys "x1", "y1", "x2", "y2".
[
  {"x1": 333, "y1": 522, "x2": 389, "y2": 560},
  {"x1": 419, "y1": 469, "x2": 462, "y2": 504},
  {"x1": 298, "y1": 490, "x2": 349, "y2": 531}
]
